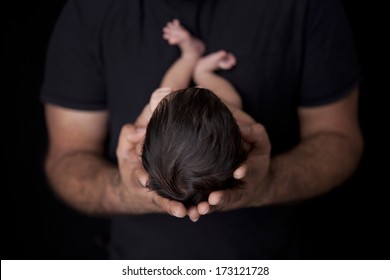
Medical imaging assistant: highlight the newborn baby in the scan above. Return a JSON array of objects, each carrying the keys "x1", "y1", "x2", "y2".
[{"x1": 135, "y1": 19, "x2": 251, "y2": 206}]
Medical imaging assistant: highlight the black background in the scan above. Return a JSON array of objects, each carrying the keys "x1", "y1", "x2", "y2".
[{"x1": 3, "y1": 0, "x2": 389, "y2": 259}]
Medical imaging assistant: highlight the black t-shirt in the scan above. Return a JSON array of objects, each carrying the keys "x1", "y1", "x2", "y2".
[{"x1": 41, "y1": 0, "x2": 361, "y2": 259}]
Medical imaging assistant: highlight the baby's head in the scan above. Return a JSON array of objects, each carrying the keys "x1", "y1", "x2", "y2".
[{"x1": 142, "y1": 87, "x2": 247, "y2": 207}]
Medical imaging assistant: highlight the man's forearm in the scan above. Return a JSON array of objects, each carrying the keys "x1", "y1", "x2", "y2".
[
  {"x1": 262, "y1": 132, "x2": 363, "y2": 205},
  {"x1": 45, "y1": 151, "x2": 126, "y2": 215}
]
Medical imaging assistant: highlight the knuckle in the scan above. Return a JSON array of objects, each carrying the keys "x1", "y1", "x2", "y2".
[{"x1": 254, "y1": 123, "x2": 266, "y2": 135}]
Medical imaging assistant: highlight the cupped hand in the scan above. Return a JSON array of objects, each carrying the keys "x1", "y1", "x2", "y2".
[
  {"x1": 194, "y1": 122, "x2": 272, "y2": 218},
  {"x1": 116, "y1": 123, "x2": 188, "y2": 218}
]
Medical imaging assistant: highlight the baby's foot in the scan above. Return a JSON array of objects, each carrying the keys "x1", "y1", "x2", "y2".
[
  {"x1": 195, "y1": 50, "x2": 237, "y2": 73},
  {"x1": 163, "y1": 19, "x2": 205, "y2": 59}
]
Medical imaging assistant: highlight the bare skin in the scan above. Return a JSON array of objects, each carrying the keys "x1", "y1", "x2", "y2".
[
  {"x1": 194, "y1": 87, "x2": 363, "y2": 219},
  {"x1": 160, "y1": 19, "x2": 205, "y2": 91},
  {"x1": 194, "y1": 50, "x2": 243, "y2": 108},
  {"x1": 136, "y1": 19, "x2": 245, "y2": 127},
  {"x1": 44, "y1": 17, "x2": 363, "y2": 222},
  {"x1": 136, "y1": 19, "x2": 205, "y2": 127},
  {"x1": 44, "y1": 89, "x2": 362, "y2": 222},
  {"x1": 44, "y1": 19, "x2": 248, "y2": 217},
  {"x1": 134, "y1": 20, "x2": 251, "y2": 218}
]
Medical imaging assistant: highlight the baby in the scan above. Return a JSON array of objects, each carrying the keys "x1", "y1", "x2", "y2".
[{"x1": 135, "y1": 20, "x2": 251, "y2": 207}]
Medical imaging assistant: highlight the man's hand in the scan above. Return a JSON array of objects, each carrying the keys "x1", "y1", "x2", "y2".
[
  {"x1": 187, "y1": 87, "x2": 363, "y2": 222},
  {"x1": 187, "y1": 122, "x2": 272, "y2": 222},
  {"x1": 116, "y1": 123, "x2": 188, "y2": 217}
]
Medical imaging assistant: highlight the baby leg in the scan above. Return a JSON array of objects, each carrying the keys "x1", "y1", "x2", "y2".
[
  {"x1": 193, "y1": 50, "x2": 242, "y2": 109},
  {"x1": 160, "y1": 19, "x2": 205, "y2": 90}
]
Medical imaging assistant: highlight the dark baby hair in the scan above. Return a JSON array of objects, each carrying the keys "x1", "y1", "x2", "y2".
[{"x1": 142, "y1": 87, "x2": 247, "y2": 207}]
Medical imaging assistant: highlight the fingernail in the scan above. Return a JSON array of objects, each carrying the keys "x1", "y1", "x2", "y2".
[
  {"x1": 171, "y1": 210, "x2": 183, "y2": 218},
  {"x1": 234, "y1": 169, "x2": 245, "y2": 179},
  {"x1": 210, "y1": 197, "x2": 222, "y2": 206},
  {"x1": 140, "y1": 178, "x2": 147, "y2": 187},
  {"x1": 199, "y1": 208, "x2": 209, "y2": 215}
]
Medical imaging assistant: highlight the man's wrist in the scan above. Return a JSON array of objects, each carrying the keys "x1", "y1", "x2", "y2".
[
  {"x1": 252, "y1": 166, "x2": 275, "y2": 208},
  {"x1": 102, "y1": 167, "x2": 130, "y2": 214}
]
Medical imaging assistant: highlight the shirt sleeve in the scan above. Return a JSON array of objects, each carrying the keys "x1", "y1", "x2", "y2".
[
  {"x1": 40, "y1": 0, "x2": 106, "y2": 110},
  {"x1": 299, "y1": 0, "x2": 362, "y2": 107}
]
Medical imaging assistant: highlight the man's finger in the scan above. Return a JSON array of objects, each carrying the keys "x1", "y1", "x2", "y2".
[
  {"x1": 117, "y1": 123, "x2": 137, "y2": 161},
  {"x1": 152, "y1": 194, "x2": 187, "y2": 218},
  {"x1": 209, "y1": 189, "x2": 244, "y2": 211},
  {"x1": 197, "y1": 201, "x2": 210, "y2": 215},
  {"x1": 135, "y1": 167, "x2": 149, "y2": 187},
  {"x1": 242, "y1": 123, "x2": 271, "y2": 156},
  {"x1": 128, "y1": 127, "x2": 146, "y2": 143},
  {"x1": 187, "y1": 206, "x2": 200, "y2": 222},
  {"x1": 233, "y1": 164, "x2": 247, "y2": 179}
]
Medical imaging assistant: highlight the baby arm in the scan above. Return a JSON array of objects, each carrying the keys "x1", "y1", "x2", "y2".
[{"x1": 135, "y1": 87, "x2": 173, "y2": 127}]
